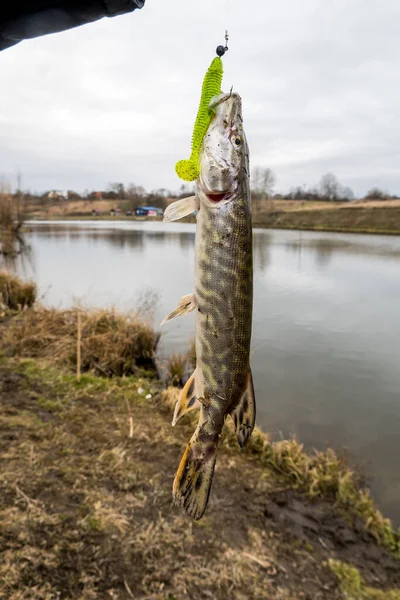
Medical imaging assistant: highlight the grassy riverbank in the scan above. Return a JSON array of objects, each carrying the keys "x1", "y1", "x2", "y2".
[
  {"x1": 252, "y1": 200, "x2": 400, "y2": 235},
  {"x1": 1, "y1": 274, "x2": 399, "y2": 599},
  {"x1": 26, "y1": 198, "x2": 400, "y2": 235}
]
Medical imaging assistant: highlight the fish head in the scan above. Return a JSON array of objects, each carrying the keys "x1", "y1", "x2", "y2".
[{"x1": 198, "y1": 92, "x2": 249, "y2": 207}]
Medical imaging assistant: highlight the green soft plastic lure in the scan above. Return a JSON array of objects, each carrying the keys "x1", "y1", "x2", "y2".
[{"x1": 175, "y1": 56, "x2": 224, "y2": 182}]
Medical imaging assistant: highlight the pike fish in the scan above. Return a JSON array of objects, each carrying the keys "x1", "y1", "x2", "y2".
[{"x1": 162, "y1": 91, "x2": 255, "y2": 520}]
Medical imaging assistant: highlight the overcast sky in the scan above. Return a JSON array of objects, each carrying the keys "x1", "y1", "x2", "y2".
[{"x1": 1, "y1": 0, "x2": 400, "y2": 196}]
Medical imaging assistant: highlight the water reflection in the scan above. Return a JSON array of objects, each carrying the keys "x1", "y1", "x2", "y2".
[
  {"x1": 15, "y1": 221, "x2": 400, "y2": 525},
  {"x1": 253, "y1": 231, "x2": 271, "y2": 272},
  {"x1": 0, "y1": 234, "x2": 34, "y2": 274},
  {"x1": 286, "y1": 236, "x2": 334, "y2": 268},
  {"x1": 29, "y1": 224, "x2": 196, "y2": 253},
  {"x1": 285, "y1": 234, "x2": 400, "y2": 269}
]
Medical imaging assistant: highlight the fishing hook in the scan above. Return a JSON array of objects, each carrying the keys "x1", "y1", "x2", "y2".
[{"x1": 216, "y1": 30, "x2": 229, "y2": 57}]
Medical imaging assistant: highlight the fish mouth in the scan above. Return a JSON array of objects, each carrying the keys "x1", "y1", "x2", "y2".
[{"x1": 205, "y1": 191, "x2": 231, "y2": 203}]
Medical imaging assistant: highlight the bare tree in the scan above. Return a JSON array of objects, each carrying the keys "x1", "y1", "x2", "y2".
[
  {"x1": 339, "y1": 186, "x2": 355, "y2": 201},
  {"x1": 126, "y1": 183, "x2": 146, "y2": 208},
  {"x1": 319, "y1": 172, "x2": 340, "y2": 201},
  {"x1": 107, "y1": 182, "x2": 126, "y2": 199},
  {"x1": 251, "y1": 167, "x2": 276, "y2": 199}
]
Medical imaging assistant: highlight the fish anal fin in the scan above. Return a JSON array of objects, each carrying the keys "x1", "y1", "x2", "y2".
[
  {"x1": 161, "y1": 293, "x2": 196, "y2": 326},
  {"x1": 163, "y1": 196, "x2": 199, "y2": 222},
  {"x1": 173, "y1": 428, "x2": 218, "y2": 520},
  {"x1": 230, "y1": 370, "x2": 256, "y2": 448},
  {"x1": 172, "y1": 370, "x2": 200, "y2": 426}
]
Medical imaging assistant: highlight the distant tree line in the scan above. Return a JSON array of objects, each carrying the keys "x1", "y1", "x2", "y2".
[
  {"x1": 249, "y1": 167, "x2": 396, "y2": 203},
  {"x1": 3, "y1": 171, "x2": 397, "y2": 207},
  {"x1": 99, "y1": 182, "x2": 196, "y2": 211},
  {"x1": 14, "y1": 182, "x2": 195, "y2": 211}
]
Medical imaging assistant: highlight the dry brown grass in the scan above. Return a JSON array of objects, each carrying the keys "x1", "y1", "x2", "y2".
[
  {"x1": 161, "y1": 386, "x2": 180, "y2": 411},
  {"x1": 3, "y1": 306, "x2": 160, "y2": 377},
  {"x1": 0, "y1": 183, "x2": 29, "y2": 257},
  {"x1": 0, "y1": 192, "x2": 15, "y2": 231},
  {"x1": 0, "y1": 271, "x2": 37, "y2": 310},
  {"x1": 260, "y1": 198, "x2": 400, "y2": 212},
  {"x1": 252, "y1": 203, "x2": 400, "y2": 235},
  {"x1": 161, "y1": 339, "x2": 196, "y2": 387},
  {"x1": 165, "y1": 352, "x2": 189, "y2": 386},
  {"x1": 0, "y1": 184, "x2": 25, "y2": 232},
  {"x1": 0, "y1": 358, "x2": 399, "y2": 599}
]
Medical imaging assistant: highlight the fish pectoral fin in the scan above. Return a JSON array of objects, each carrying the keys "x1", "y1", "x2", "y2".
[
  {"x1": 163, "y1": 196, "x2": 199, "y2": 222},
  {"x1": 172, "y1": 370, "x2": 200, "y2": 426},
  {"x1": 230, "y1": 369, "x2": 256, "y2": 448},
  {"x1": 160, "y1": 293, "x2": 196, "y2": 326}
]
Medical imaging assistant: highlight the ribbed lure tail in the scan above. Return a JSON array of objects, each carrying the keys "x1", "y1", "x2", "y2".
[
  {"x1": 173, "y1": 428, "x2": 219, "y2": 520},
  {"x1": 175, "y1": 57, "x2": 223, "y2": 182}
]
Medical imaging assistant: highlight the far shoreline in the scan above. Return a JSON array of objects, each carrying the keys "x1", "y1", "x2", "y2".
[
  {"x1": 26, "y1": 213, "x2": 400, "y2": 237},
  {"x1": 23, "y1": 197, "x2": 400, "y2": 236}
]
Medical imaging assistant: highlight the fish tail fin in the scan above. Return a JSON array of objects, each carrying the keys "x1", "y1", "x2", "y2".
[{"x1": 173, "y1": 429, "x2": 219, "y2": 520}]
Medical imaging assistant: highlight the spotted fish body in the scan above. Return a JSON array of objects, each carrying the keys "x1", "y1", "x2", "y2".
[
  {"x1": 194, "y1": 178, "x2": 253, "y2": 435},
  {"x1": 163, "y1": 91, "x2": 255, "y2": 520}
]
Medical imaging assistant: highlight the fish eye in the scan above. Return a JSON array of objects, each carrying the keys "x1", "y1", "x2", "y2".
[{"x1": 231, "y1": 135, "x2": 242, "y2": 148}]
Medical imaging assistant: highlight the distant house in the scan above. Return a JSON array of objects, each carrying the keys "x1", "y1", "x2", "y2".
[
  {"x1": 135, "y1": 206, "x2": 163, "y2": 217},
  {"x1": 47, "y1": 190, "x2": 68, "y2": 200},
  {"x1": 88, "y1": 191, "x2": 104, "y2": 200},
  {"x1": 110, "y1": 207, "x2": 122, "y2": 216}
]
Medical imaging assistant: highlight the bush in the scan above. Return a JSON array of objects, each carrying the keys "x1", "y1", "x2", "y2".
[
  {"x1": 365, "y1": 188, "x2": 389, "y2": 201},
  {"x1": 0, "y1": 272, "x2": 37, "y2": 310},
  {"x1": 3, "y1": 306, "x2": 160, "y2": 377}
]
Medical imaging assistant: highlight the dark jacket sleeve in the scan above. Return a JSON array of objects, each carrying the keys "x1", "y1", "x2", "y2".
[{"x1": 0, "y1": 0, "x2": 144, "y2": 51}]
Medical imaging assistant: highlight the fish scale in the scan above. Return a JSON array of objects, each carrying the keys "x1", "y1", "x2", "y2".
[{"x1": 195, "y1": 196, "x2": 253, "y2": 409}]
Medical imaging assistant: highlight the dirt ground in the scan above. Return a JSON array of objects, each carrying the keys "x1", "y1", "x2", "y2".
[{"x1": 0, "y1": 357, "x2": 399, "y2": 600}]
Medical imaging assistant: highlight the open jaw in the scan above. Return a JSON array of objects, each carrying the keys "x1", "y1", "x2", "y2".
[{"x1": 205, "y1": 191, "x2": 232, "y2": 203}]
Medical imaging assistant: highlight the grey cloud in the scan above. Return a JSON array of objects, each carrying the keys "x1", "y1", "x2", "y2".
[{"x1": 1, "y1": 0, "x2": 400, "y2": 196}]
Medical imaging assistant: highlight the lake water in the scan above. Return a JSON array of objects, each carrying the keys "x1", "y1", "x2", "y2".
[{"x1": 6, "y1": 221, "x2": 400, "y2": 525}]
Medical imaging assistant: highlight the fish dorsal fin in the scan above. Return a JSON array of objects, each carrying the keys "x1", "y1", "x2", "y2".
[{"x1": 230, "y1": 370, "x2": 256, "y2": 448}]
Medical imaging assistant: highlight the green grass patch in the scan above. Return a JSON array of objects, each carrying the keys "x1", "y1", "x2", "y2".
[{"x1": 329, "y1": 560, "x2": 400, "y2": 599}]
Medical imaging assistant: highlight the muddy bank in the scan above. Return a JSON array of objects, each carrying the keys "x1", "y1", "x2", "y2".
[{"x1": 0, "y1": 356, "x2": 399, "y2": 600}]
